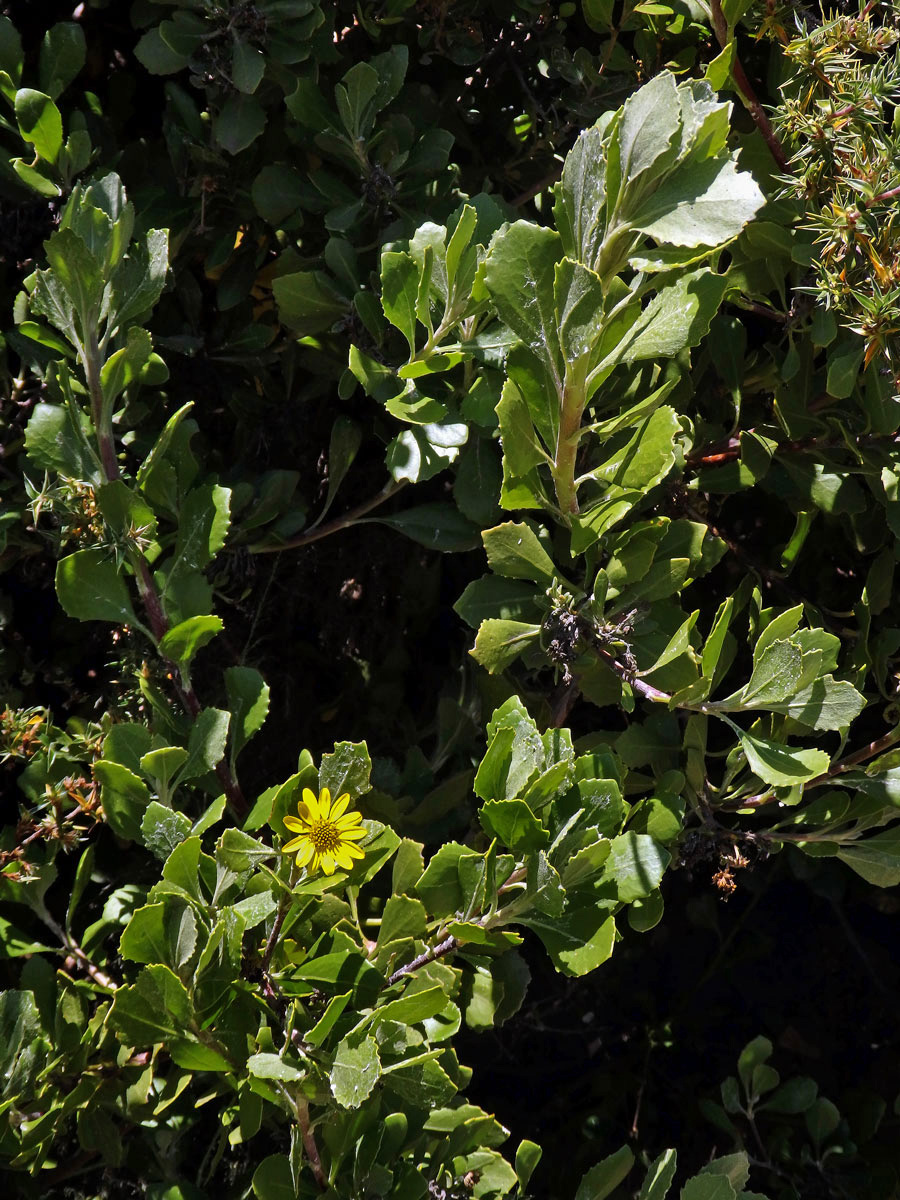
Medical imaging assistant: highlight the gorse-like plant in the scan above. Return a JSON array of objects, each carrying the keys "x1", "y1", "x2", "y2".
[{"x1": 3, "y1": 2, "x2": 900, "y2": 1198}]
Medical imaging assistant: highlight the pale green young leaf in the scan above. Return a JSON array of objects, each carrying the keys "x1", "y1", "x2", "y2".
[
  {"x1": 484, "y1": 221, "x2": 563, "y2": 382},
  {"x1": 554, "y1": 124, "x2": 608, "y2": 268},
  {"x1": 385, "y1": 422, "x2": 467, "y2": 483},
  {"x1": 555, "y1": 257, "x2": 605, "y2": 365},
  {"x1": 99, "y1": 327, "x2": 153, "y2": 407},
  {"x1": 630, "y1": 158, "x2": 765, "y2": 248},
  {"x1": 640, "y1": 1149, "x2": 677, "y2": 1199},
  {"x1": 381, "y1": 251, "x2": 419, "y2": 354},
  {"x1": 471, "y1": 619, "x2": 541, "y2": 674},
  {"x1": 15, "y1": 88, "x2": 63, "y2": 163},
  {"x1": 319, "y1": 740, "x2": 372, "y2": 803},
  {"x1": 728, "y1": 721, "x2": 829, "y2": 787},
  {"x1": 608, "y1": 71, "x2": 681, "y2": 206},
  {"x1": 331, "y1": 1034, "x2": 381, "y2": 1108},
  {"x1": 603, "y1": 832, "x2": 670, "y2": 902},
  {"x1": 482, "y1": 521, "x2": 558, "y2": 584},
  {"x1": 158, "y1": 615, "x2": 224, "y2": 667},
  {"x1": 606, "y1": 269, "x2": 729, "y2": 368},
  {"x1": 525, "y1": 904, "x2": 616, "y2": 977}
]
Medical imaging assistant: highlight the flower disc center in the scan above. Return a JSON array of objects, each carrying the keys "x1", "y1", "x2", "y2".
[{"x1": 308, "y1": 819, "x2": 342, "y2": 853}]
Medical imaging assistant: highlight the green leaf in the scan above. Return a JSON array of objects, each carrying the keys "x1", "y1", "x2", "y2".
[
  {"x1": 761, "y1": 1076, "x2": 818, "y2": 1114},
  {"x1": 225, "y1": 666, "x2": 270, "y2": 762},
  {"x1": 134, "y1": 27, "x2": 191, "y2": 74},
  {"x1": 108, "y1": 964, "x2": 192, "y2": 1044},
  {"x1": 319, "y1": 416, "x2": 361, "y2": 521},
  {"x1": 25, "y1": 401, "x2": 100, "y2": 481},
  {"x1": 555, "y1": 257, "x2": 605, "y2": 364},
  {"x1": 99, "y1": 326, "x2": 153, "y2": 407},
  {"x1": 169, "y1": 484, "x2": 231, "y2": 577},
  {"x1": 836, "y1": 827, "x2": 900, "y2": 888},
  {"x1": 273, "y1": 271, "x2": 346, "y2": 336},
  {"x1": 231, "y1": 40, "x2": 265, "y2": 93},
  {"x1": 213, "y1": 94, "x2": 266, "y2": 153},
  {"x1": 525, "y1": 905, "x2": 616, "y2": 977},
  {"x1": 177, "y1": 708, "x2": 231, "y2": 782},
  {"x1": 611, "y1": 71, "x2": 681, "y2": 203},
  {"x1": 319, "y1": 740, "x2": 371, "y2": 803},
  {"x1": 729, "y1": 722, "x2": 830, "y2": 788},
  {"x1": 640, "y1": 1149, "x2": 677, "y2": 1200},
  {"x1": 368, "y1": 503, "x2": 480, "y2": 552},
  {"x1": 482, "y1": 521, "x2": 558, "y2": 585},
  {"x1": 331, "y1": 1034, "x2": 381, "y2": 1108},
  {"x1": 45, "y1": 227, "x2": 104, "y2": 335},
  {"x1": 515, "y1": 1141, "x2": 543, "y2": 1192},
  {"x1": 39, "y1": 22, "x2": 86, "y2": 100},
  {"x1": 416, "y1": 843, "x2": 468, "y2": 916},
  {"x1": 386, "y1": 422, "x2": 467, "y2": 483},
  {"x1": 737, "y1": 1035, "x2": 773, "y2": 1092},
  {"x1": 603, "y1": 832, "x2": 670, "y2": 901},
  {"x1": 247, "y1": 1053, "x2": 304, "y2": 1081},
  {"x1": 119, "y1": 902, "x2": 170, "y2": 965},
  {"x1": 471, "y1": 619, "x2": 541, "y2": 673},
  {"x1": 575, "y1": 1146, "x2": 635, "y2": 1200},
  {"x1": 16, "y1": 88, "x2": 63, "y2": 163},
  {"x1": 159, "y1": 615, "x2": 224, "y2": 667},
  {"x1": 252, "y1": 1155, "x2": 295, "y2": 1200},
  {"x1": 381, "y1": 251, "x2": 419, "y2": 354},
  {"x1": 382, "y1": 1055, "x2": 458, "y2": 1109},
  {"x1": 94, "y1": 759, "x2": 151, "y2": 841},
  {"x1": 0, "y1": 16, "x2": 23, "y2": 97},
  {"x1": 454, "y1": 576, "x2": 541, "y2": 629},
  {"x1": 480, "y1": 799, "x2": 549, "y2": 853},
  {"x1": 680, "y1": 1176, "x2": 735, "y2": 1200},
  {"x1": 610, "y1": 270, "x2": 729, "y2": 368},
  {"x1": 631, "y1": 157, "x2": 765, "y2": 248},
  {"x1": 251, "y1": 165, "x2": 305, "y2": 225},
  {"x1": 764, "y1": 677, "x2": 866, "y2": 732}
]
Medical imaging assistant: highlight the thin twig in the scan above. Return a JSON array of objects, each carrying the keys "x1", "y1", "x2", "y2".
[
  {"x1": 249, "y1": 481, "x2": 407, "y2": 555},
  {"x1": 710, "y1": 0, "x2": 791, "y2": 173},
  {"x1": 387, "y1": 935, "x2": 458, "y2": 986}
]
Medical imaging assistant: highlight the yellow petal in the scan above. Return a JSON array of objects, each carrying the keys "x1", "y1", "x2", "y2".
[
  {"x1": 302, "y1": 787, "x2": 320, "y2": 819},
  {"x1": 318, "y1": 787, "x2": 332, "y2": 817},
  {"x1": 343, "y1": 841, "x2": 365, "y2": 860},
  {"x1": 320, "y1": 854, "x2": 336, "y2": 876},
  {"x1": 330, "y1": 792, "x2": 351, "y2": 820},
  {"x1": 333, "y1": 848, "x2": 355, "y2": 871},
  {"x1": 283, "y1": 835, "x2": 305, "y2": 854},
  {"x1": 337, "y1": 824, "x2": 367, "y2": 840},
  {"x1": 283, "y1": 814, "x2": 306, "y2": 832},
  {"x1": 295, "y1": 841, "x2": 314, "y2": 869}
]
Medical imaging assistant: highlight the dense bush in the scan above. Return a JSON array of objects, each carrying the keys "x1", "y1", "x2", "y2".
[{"x1": 2, "y1": 1, "x2": 900, "y2": 1198}]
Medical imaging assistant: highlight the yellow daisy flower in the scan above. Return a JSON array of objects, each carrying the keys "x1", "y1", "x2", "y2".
[{"x1": 282, "y1": 787, "x2": 366, "y2": 876}]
